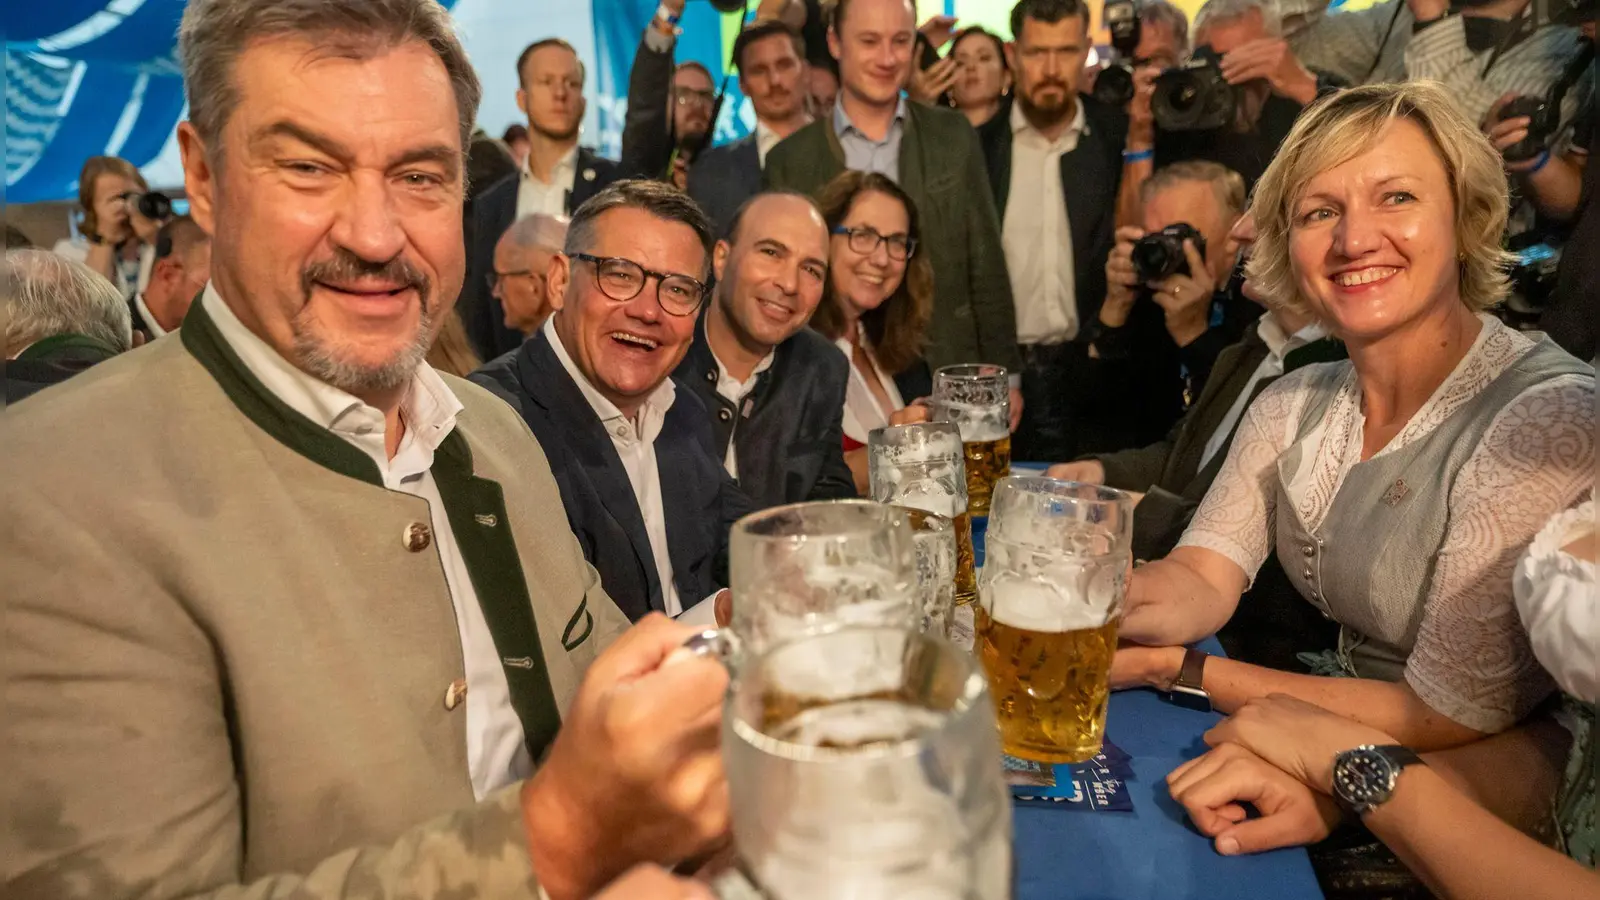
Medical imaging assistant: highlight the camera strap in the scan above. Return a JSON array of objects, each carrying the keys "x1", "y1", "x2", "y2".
[
  {"x1": 1364, "y1": 2, "x2": 1408, "y2": 84},
  {"x1": 1478, "y1": 2, "x2": 1541, "y2": 80}
]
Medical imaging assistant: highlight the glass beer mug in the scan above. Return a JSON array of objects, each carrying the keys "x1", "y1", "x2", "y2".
[
  {"x1": 685, "y1": 625, "x2": 1014, "y2": 900},
  {"x1": 892, "y1": 506, "x2": 958, "y2": 638},
  {"x1": 975, "y1": 477, "x2": 1134, "y2": 764},
  {"x1": 730, "y1": 500, "x2": 918, "y2": 654},
  {"x1": 931, "y1": 365, "x2": 1011, "y2": 517},
  {"x1": 867, "y1": 422, "x2": 978, "y2": 608}
]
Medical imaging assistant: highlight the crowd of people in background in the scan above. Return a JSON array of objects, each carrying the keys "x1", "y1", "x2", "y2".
[{"x1": 3, "y1": 0, "x2": 1595, "y2": 898}]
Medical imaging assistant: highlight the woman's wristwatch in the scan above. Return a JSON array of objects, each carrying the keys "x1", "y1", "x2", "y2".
[
  {"x1": 1166, "y1": 647, "x2": 1212, "y2": 712},
  {"x1": 1332, "y1": 745, "x2": 1424, "y2": 816}
]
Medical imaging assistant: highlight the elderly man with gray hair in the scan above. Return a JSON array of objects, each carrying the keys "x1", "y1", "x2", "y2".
[
  {"x1": 4, "y1": 248, "x2": 132, "y2": 403},
  {"x1": 492, "y1": 212, "x2": 569, "y2": 337},
  {"x1": 0, "y1": 1, "x2": 731, "y2": 899}
]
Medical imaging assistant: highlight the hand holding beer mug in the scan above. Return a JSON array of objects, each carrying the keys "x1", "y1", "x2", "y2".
[
  {"x1": 684, "y1": 626, "x2": 1014, "y2": 900},
  {"x1": 931, "y1": 365, "x2": 1011, "y2": 517},
  {"x1": 730, "y1": 500, "x2": 918, "y2": 654},
  {"x1": 868, "y1": 423, "x2": 978, "y2": 608},
  {"x1": 976, "y1": 477, "x2": 1134, "y2": 764}
]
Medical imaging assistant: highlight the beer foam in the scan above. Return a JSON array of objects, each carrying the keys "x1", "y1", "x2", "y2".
[
  {"x1": 980, "y1": 578, "x2": 1114, "y2": 633},
  {"x1": 897, "y1": 484, "x2": 959, "y2": 518},
  {"x1": 940, "y1": 402, "x2": 1009, "y2": 443}
]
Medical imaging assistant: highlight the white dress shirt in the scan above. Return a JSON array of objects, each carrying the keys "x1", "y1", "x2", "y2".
[
  {"x1": 134, "y1": 292, "x2": 169, "y2": 339},
  {"x1": 833, "y1": 325, "x2": 906, "y2": 446},
  {"x1": 516, "y1": 145, "x2": 579, "y2": 220},
  {"x1": 755, "y1": 120, "x2": 783, "y2": 168},
  {"x1": 201, "y1": 285, "x2": 529, "y2": 800},
  {"x1": 1002, "y1": 101, "x2": 1086, "y2": 346},
  {"x1": 709, "y1": 328, "x2": 775, "y2": 479},
  {"x1": 543, "y1": 317, "x2": 685, "y2": 616},
  {"x1": 1197, "y1": 315, "x2": 1328, "y2": 471}
]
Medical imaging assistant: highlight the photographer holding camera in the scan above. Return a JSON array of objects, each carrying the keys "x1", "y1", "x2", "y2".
[
  {"x1": 1093, "y1": 0, "x2": 1195, "y2": 227},
  {"x1": 1084, "y1": 161, "x2": 1254, "y2": 456},
  {"x1": 1150, "y1": 0, "x2": 1339, "y2": 191},
  {"x1": 52, "y1": 156, "x2": 174, "y2": 302}
]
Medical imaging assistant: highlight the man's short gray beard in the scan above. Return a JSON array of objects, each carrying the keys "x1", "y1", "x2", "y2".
[{"x1": 291, "y1": 305, "x2": 435, "y2": 396}]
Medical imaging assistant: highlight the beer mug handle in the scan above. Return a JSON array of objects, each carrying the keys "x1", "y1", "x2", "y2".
[{"x1": 676, "y1": 627, "x2": 743, "y2": 671}]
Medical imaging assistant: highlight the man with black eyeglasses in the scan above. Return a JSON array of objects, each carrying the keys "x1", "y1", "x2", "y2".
[{"x1": 473, "y1": 180, "x2": 752, "y2": 625}]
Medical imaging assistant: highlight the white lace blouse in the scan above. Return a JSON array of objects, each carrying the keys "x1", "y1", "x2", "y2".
[{"x1": 1179, "y1": 316, "x2": 1595, "y2": 731}]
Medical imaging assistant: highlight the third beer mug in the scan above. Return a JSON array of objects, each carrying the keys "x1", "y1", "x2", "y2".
[
  {"x1": 931, "y1": 364, "x2": 1010, "y2": 517},
  {"x1": 867, "y1": 423, "x2": 977, "y2": 608},
  {"x1": 976, "y1": 477, "x2": 1133, "y2": 764}
]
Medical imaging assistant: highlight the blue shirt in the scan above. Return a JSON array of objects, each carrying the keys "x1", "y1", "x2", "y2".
[{"x1": 832, "y1": 96, "x2": 908, "y2": 183}]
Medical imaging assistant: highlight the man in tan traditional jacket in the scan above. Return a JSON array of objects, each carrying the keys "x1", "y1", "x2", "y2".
[{"x1": 1, "y1": 1, "x2": 730, "y2": 898}]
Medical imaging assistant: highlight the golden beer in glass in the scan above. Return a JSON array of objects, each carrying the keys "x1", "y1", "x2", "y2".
[
  {"x1": 867, "y1": 423, "x2": 977, "y2": 607},
  {"x1": 932, "y1": 365, "x2": 1011, "y2": 517},
  {"x1": 976, "y1": 477, "x2": 1134, "y2": 764}
]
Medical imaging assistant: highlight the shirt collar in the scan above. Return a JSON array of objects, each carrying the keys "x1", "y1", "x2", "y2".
[
  {"x1": 833, "y1": 96, "x2": 909, "y2": 141},
  {"x1": 523, "y1": 144, "x2": 579, "y2": 187},
  {"x1": 134, "y1": 292, "x2": 168, "y2": 339},
  {"x1": 542, "y1": 314, "x2": 676, "y2": 428},
  {"x1": 755, "y1": 120, "x2": 784, "y2": 166},
  {"x1": 199, "y1": 284, "x2": 461, "y2": 454},
  {"x1": 703, "y1": 315, "x2": 775, "y2": 393},
  {"x1": 1258, "y1": 312, "x2": 1329, "y2": 360},
  {"x1": 1010, "y1": 98, "x2": 1088, "y2": 141}
]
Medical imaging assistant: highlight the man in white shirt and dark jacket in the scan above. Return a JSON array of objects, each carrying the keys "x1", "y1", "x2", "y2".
[
  {"x1": 473, "y1": 180, "x2": 753, "y2": 623},
  {"x1": 674, "y1": 190, "x2": 857, "y2": 510}
]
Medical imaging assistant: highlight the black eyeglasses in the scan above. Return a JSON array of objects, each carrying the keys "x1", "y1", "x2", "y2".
[
  {"x1": 831, "y1": 225, "x2": 917, "y2": 261},
  {"x1": 571, "y1": 253, "x2": 707, "y2": 317}
]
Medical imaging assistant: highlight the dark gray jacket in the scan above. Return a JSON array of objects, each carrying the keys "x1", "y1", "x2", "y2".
[{"x1": 674, "y1": 322, "x2": 857, "y2": 511}]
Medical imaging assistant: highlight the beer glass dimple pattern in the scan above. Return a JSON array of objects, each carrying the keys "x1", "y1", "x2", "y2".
[
  {"x1": 892, "y1": 507, "x2": 958, "y2": 638},
  {"x1": 730, "y1": 500, "x2": 918, "y2": 655},
  {"x1": 867, "y1": 423, "x2": 977, "y2": 608},
  {"x1": 931, "y1": 365, "x2": 1011, "y2": 517},
  {"x1": 722, "y1": 627, "x2": 1013, "y2": 900},
  {"x1": 976, "y1": 477, "x2": 1134, "y2": 764}
]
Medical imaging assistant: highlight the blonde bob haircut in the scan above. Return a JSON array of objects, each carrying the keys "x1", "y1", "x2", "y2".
[{"x1": 1246, "y1": 81, "x2": 1513, "y2": 319}]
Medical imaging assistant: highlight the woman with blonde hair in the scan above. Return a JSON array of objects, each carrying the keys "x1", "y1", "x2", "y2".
[
  {"x1": 1111, "y1": 81, "x2": 1595, "y2": 751},
  {"x1": 52, "y1": 156, "x2": 161, "y2": 299},
  {"x1": 811, "y1": 170, "x2": 935, "y2": 493}
]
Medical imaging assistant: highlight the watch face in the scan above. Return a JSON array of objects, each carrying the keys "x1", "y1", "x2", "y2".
[{"x1": 1334, "y1": 749, "x2": 1396, "y2": 808}]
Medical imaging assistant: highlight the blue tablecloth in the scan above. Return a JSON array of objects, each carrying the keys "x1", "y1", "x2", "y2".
[{"x1": 971, "y1": 496, "x2": 1325, "y2": 900}]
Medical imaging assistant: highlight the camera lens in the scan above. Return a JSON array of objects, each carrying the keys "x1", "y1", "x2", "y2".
[
  {"x1": 1093, "y1": 65, "x2": 1136, "y2": 107},
  {"x1": 1131, "y1": 236, "x2": 1182, "y2": 282}
]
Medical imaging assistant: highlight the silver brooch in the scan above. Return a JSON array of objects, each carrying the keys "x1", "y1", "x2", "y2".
[{"x1": 1380, "y1": 479, "x2": 1410, "y2": 507}]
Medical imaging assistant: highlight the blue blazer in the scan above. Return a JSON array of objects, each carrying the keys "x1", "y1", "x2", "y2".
[
  {"x1": 686, "y1": 134, "x2": 763, "y2": 239},
  {"x1": 470, "y1": 330, "x2": 752, "y2": 622}
]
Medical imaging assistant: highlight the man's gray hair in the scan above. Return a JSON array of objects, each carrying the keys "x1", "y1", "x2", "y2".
[
  {"x1": 1138, "y1": 0, "x2": 1192, "y2": 50},
  {"x1": 1140, "y1": 160, "x2": 1248, "y2": 220},
  {"x1": 178, "y1": 0, "x2": 483, "y2": 156},
  {"x1": 1194, "y1": 0, "x2": 1281, "y2": 38},
  {"x1": 565, "y1": 180, "x2": 715, "y2": 272},
  {"x1": 4, "y1": 250, "x2": 133, "y2": 357},
  {"x1": 501, "y1": 214, "x2": 570, "y2": 253}
]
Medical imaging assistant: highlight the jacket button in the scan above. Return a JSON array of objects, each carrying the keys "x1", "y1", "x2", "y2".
[
  {"x1": 443, "y1": 678, "x2": 467, "y2": 710},
  {"x1": 1302, "y1": 567, "x2": 1313, "y2": 580},
  {"x1": 704, "y1": 369, "x2": 717, "y2": 383},
  {"x1": 717, "y1": 408, "x2": 733, "y2": 422},
  {"x1": 404, "y1": 522, "x2": 433, "y2": 552},
  {"x1": 1302, "y1": 545, "x2": 1314, "y2": 557}
]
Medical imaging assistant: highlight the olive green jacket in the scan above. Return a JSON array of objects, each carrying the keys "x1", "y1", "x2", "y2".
[
  {"x1": 1, "y1": 300, "x2": 631, "y2": 898},
  {"x1": 764, "y1": 102, "x2": 1022, "y2": 373}
]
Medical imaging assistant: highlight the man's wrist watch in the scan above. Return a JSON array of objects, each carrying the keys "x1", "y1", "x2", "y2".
[
  {"x1": 1166, "y1": 647, "x2": 1211, "y2": 711},
  {"x1": 1332, "y1": 744, "x2": 1424, "y2": 817}
]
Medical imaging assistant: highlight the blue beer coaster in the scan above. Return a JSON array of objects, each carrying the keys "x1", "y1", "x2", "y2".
[{"x1": 1003, "y1": 753, "x2": 1134, "y2": 812}]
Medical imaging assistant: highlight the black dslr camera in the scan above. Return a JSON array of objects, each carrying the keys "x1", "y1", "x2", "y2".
[
  {"x1": 1497, "y1": 95, "x2": 1558, "y2": 163},
  {"x1": 1152, "y1": 46, "x2": 1235, "y2": 132},
  {"x1": 123, "y1": 190, "x2": 174, "y2": 221},
  {"x1": 1092, "y1": 0, "x2": 1142, "y2": 107},
  {"x1": 1132, "y1": 223, "x2": 1207, "y2": 282}
]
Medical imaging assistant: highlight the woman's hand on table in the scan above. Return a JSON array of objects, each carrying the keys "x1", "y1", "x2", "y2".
[
  {"x1": 1109, "y1": 643, "x2": 1185, "y2": 691},
  {"x1": 1204, "y1": 694, "x2": 1398, "y2": 794},
  {"x1": 1166, "y1": 742, "x2": 1342, "y2": 856}
]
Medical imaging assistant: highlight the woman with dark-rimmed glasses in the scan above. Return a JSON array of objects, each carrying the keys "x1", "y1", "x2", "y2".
[{"x1": 809, "y1": 170, "x2": 935, "y2": 493}]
